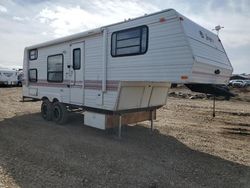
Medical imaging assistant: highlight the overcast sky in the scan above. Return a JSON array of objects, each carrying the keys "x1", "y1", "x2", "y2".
[{"x1": 0, "y1": 0, "x2": 249, "y2": 73}]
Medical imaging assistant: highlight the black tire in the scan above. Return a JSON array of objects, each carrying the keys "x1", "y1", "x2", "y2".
[
  {"x1": 52, "y1": 102, "x2": 69, "y2": 125},
  {"x1": 41, "y1": 99, "x2": 53, "y2": 121}
]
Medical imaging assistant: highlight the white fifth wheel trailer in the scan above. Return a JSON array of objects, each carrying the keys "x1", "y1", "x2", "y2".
[
  {"x1": 0, "y1": 67, "x2": 18, "y2": 86},
  {"x1": 22, "y1": 9, "x2": 233, "y2": 136}
]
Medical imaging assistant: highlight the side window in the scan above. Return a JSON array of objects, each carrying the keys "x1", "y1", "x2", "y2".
[
  {"x1": 47, "y1": 54, "x2": 63, "y2": 82},
  {"x1": 29, "y1": 69, "x2": 37, "y2": 82},
  {"x1": 29, "y1": 49, "x2": 38, "y2": 60},
  {"x1": 73, "y1": 48, "x2": 81, "y2": 70},
  {"x1": 111, "y1": 25, "x2": 148, "y2": 57}
]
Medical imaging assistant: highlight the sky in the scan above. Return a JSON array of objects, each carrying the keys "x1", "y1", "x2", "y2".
[{"x1": 0, "y1": 0, "x2": 249, "y2": 73}]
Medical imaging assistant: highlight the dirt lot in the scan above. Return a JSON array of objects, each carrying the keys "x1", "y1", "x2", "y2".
[{"x1": 0, "y1": 87, "x2": 249, "y2": 187}]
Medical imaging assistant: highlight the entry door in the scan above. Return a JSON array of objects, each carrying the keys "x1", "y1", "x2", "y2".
[{"x1": 70, "y1": 42, "x2": 84, "y2": 105}]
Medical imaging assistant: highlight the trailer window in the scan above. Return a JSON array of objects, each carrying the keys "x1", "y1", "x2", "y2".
[
  {"x1": 29, "y1": 69, "x2": 37, "y2": 82},
  {"x1": 47, "y1": 54, "x2": 63, "y2": 82},
  {"x1": 111, "y1": 25, "x2": 148, "y2": 57},
  {"x1": 73, "y1": 48, "x2": 81, "y2": 70},
  {"x1": 29, "y1": 49, "x2": 38, "y2": 60}
]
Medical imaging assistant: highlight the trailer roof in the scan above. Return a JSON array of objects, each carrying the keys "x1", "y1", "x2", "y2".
[{"x1": 26, "y1": 8, "x2": 175, "y2": 50}]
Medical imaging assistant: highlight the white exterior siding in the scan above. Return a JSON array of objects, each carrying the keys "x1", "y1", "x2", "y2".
[
  {"x1": 107, "y1": 11, "x2": 194, "y2": 83},
  {"x1": 103, "y1": 91, "x2": 118, "y2": 110},
  {"x1": 191, "y1": 61, "x2": 233, "y2": 84},
  {"x1": 28, "y1": 43, "x2": 70, "y2": 81},
  {"x1": 84, "y1": 90, "x2": 103, "y2": 109},
  {"x1": 25, "y1": 43, "x2": 71, "y2": 103},
  {"x1": 180, "y1": 13, "x2": 233, "y2": 84},
  {"x1": 84, "y1": 90, "x2": 118, "y2": 110},
  {"x1": 188, "y1": 39, "x2": 230, "y2": 67},
  {"x1": 84, "y1": 35, "x2": 103, "y2": 80}
]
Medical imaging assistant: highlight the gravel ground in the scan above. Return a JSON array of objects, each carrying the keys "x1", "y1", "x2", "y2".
[{"x1": 0, "y1": 87, "x2": 249, "y2": 188}]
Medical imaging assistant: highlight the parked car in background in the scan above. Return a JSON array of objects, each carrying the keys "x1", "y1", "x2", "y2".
[{"x1": 228, "y1": 80, "x2": 247, "y2": 88}]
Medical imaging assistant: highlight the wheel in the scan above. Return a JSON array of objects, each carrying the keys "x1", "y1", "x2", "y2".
[
  {"x1": 41, "y1": 99, "x2": 53, "y2": 121},
  {"x1": 52, "y1": 102, "x2": 69, "y2": 125}
]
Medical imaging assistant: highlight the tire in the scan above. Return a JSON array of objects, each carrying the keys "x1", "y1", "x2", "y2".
[
  {"x1": 52, "y1": 102, "x2": 69, "y2": 125},
  {"x1": 41, "y1": 99, "x2": 53, "y2": 121}
]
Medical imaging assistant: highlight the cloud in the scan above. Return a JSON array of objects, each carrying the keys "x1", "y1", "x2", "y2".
[
  {"x1": 153, "y1": 0, "x2": 250, "y2": 48},
  {"x1": 37, "y1": 0, "x2": 159, "y2": 37},
  {"x1": 13, "y1": 16, "x2": 30, "y2": 22},
  {"x1": 38, "y1": 6, "x2": 104, "y2": 37},
  {"x1": 0, "y1": 5, "x2": 7, "y2": 13},
  {"x1": 185, "y1": 1, "x2": 250, "y2": 48}
]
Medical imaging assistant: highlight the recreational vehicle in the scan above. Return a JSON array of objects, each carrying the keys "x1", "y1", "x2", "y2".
[
  {"x1": 22, "y1": 9, "x2": 233, "y2": 136},
  {"x1": 0, "y1": 67, "x2": 18, "y2": 86}
]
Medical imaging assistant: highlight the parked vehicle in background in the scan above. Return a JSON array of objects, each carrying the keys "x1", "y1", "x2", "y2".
[
  {"x1": 17, "y1": 69, "x2": 23, "y2": 86},
  {"x1": 0, "y1": 67, "x2": 18, "y2": 86},
  {"x1": 228, "y1": 80, "x2": 234, "y2": 86},
  {"x1": 244, "y1": 80, "x2": 250, "y2": 86},
  {"x1": 228, "y1": 80, "x2": 247, "y2": 88}
]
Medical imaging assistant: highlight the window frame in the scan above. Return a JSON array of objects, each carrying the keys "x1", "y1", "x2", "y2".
[
  {"x1": 28, "y1": 69, "x2": 37, "y2": 82},
  {"x1": 73, "y1": 48, "x2": 81, "y2": 70},
  {"x1": 47, "y1": 54, "x2": 64, "y2": 83},
  {"x1": 111, "y1": 25, "x2": 149, "y2": 57},
  {"x1": 29, "y1": 49, "x2": 38, "y2": 60}
]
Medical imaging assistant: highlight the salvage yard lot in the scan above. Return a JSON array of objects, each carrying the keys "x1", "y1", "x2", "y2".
[{"x1": 0, "y1": 87, "x2": 249, "y2": 187}]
